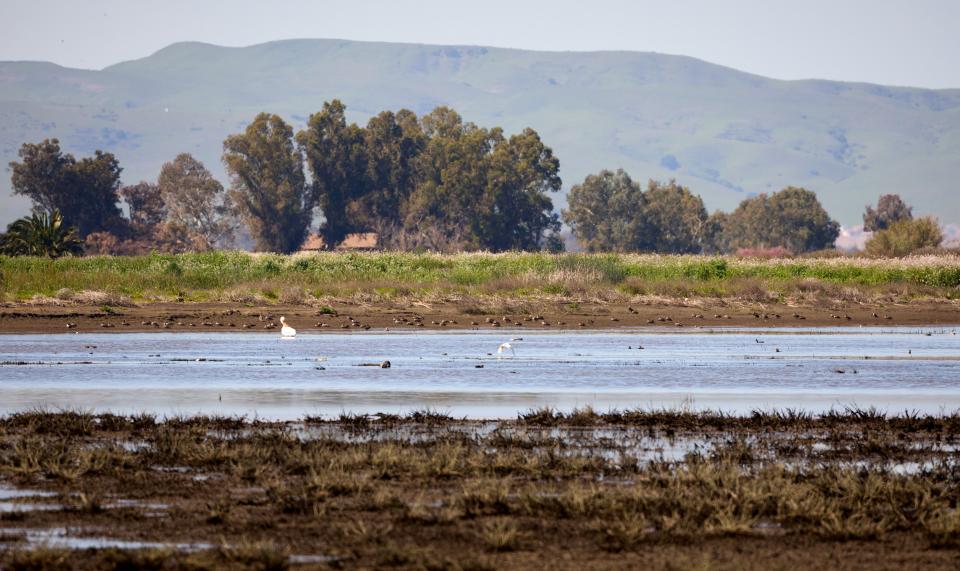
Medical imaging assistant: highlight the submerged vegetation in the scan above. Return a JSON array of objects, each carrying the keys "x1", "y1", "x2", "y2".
[
  {"x1": 1, "y1": 251, "x2": 959, "y2": 303},
  {"x1": 0, "y1": 408, "x2": 958, "y2": 569}
]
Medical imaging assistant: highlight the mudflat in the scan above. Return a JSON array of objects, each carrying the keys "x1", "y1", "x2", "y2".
[
  {"x1": 1, "y1": 299, "x2": 958, "y2": 334},
  {"x1": 0, "y1": 409, "x2": 958, "y2": 570}
]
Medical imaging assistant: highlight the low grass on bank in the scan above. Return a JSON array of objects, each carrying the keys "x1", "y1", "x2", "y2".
[{"x1": 2, "y1": 251, "x2": 960, "y2": 303}]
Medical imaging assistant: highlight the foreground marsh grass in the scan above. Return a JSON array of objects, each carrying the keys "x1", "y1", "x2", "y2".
[
  {"x1": 2, "y1": 251, "x2": 960, "y2": 304},
  {"x1": 0, "y1": 409, "x2": 959, "y2": 569}
]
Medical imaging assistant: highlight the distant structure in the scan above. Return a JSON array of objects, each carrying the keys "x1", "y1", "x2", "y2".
[{"x1": 298, "y1": 233, "x2": 379, "y2": 253}]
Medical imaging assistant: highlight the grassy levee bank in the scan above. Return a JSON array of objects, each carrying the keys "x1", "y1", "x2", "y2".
[{"x1": 2, "y1": 251, "x2": 960, "y2": 304}]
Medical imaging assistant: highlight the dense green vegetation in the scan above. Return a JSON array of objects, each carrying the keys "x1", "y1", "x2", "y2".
[
  {"x1": 864, "y1": 193, "x2": 914, "y2": 232},
  {"x1": 7, "y1": 102, "x2": 563, "y2": 255},
  {"x1": 563, "y1": 171, "x2": 709, "y2": 254},
  {"x1": 292, "y1": 102, "x2": 562, "y2": 252},
  {"x1": 708, "y1": 186, "x2": 841, "y2": 254},
  {"x1": 564, "y1": 173, "x2": 843, "y2": 255},
  {"x1": 8, "y1": 139, "x2": 125, "y2": 237},
  {"x1": 865, "y1": 217, "x2": 944, "y2": 257},
  {"x1": 223, "y1": 113, "x2": 311, "y2": 253},
  {"x1": 1, "y1": 103, "x2": 945, "y2": 257},
  {"x1": 0, "y1": 210, "x2": 82, "y2": 258},
  {"x1": 2, "y1": 251, "x2": 958, "y2": 302}
]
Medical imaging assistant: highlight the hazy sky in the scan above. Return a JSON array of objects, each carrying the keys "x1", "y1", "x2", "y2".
[{"x1": 1, "y1": 0, "x2": 958, "y2": 88}]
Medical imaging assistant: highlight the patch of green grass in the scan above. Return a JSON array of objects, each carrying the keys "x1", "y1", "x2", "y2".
[{"x1": 1, "y1": 251, "x2": 958, "y2": 302}]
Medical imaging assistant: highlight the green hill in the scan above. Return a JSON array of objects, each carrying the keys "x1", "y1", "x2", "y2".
[{"x1": 2, "y1": 38, "x2": 958, "y2": 228}]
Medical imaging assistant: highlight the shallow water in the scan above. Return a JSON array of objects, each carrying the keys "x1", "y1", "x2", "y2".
[
  {"x1": 1, "y1": 327, "x2": 958, "y2": 418},
  {"x1": 0, "y1": 527, "x2": 213, "y2": 551},
  {"x1": 0, "y1": 525, "x2": 340, "y2": 562},
  {"x1": 0, "y1": 485, "x2": 58, "y2": 501}
]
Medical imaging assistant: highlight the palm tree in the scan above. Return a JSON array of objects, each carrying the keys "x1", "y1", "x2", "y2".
[{"x1": 0, "y1": 210, "x2": 83, "y2": 258}]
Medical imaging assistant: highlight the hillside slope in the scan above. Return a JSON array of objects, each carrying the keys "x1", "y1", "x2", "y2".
[{"x1": 1, "y1": 38, "x2": 958, "y2": 227}]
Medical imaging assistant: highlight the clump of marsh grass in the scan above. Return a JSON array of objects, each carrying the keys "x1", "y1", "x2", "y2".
[
  {"x1": 215, "y1": 540, "x2": 291, "y2": 570},
  {"x1": 924, "y1": 508, "x2": 960, "y2": 548},
  {"x1": 597, "y1": 511, "x2": 653, "y2": 552},
  {"x1": 406, "y1": 409, "x2": 456, "y2": 424},
  {"x1": 480, "y1": 519, "x2": 520, "y2": 552},
  {"x1": 64, "y1": 491, "x2": 105, "y2": 514},
  {"x1": 458, "y1": 479, "x2": 513, "y2": 518},
  {"x1": 70, "y1": 290, "x2": 133, "y2": 306},
  {"x1": 277, "y1": 285, "x2": 308, "y2": 304}
]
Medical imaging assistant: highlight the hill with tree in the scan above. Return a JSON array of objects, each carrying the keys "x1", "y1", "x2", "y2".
[{"x1": 1, "y1": 38, "x2": 958, "y2": 229}]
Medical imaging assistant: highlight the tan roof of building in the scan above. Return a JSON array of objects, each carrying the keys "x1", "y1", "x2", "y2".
[
  {"x1": 300, "y1": 234, "x2": 324, "y2": 251},
  {"x1": 299, "y1": 232, "x2": 378, "y2": 251}
]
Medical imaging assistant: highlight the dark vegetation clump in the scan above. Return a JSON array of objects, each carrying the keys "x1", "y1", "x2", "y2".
[{"x1": 517, "y1": 405, "x2": 960, "y2": 433}]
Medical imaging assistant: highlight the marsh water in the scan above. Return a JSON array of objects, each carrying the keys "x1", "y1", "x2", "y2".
[{"x1": 1, "y1": 327, "x2": 959, "y2": 418}]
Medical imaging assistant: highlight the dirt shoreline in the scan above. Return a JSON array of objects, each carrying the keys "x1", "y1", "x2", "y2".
[{"x1": 1, "y1": 299, "x2": 959, "y2": 334}]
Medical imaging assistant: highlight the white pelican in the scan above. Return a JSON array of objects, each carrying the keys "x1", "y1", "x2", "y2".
[
  {"x1": 497, "y1": 341, "x2": 516, "y2": 357},
  {"x1": 280, "y1": 316, "x2": 297, "y2": 338}
]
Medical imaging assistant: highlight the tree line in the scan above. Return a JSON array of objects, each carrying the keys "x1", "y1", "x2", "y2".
[
  {"x1": 6, "y1": 140, "x2": 237, "y2": 255},
  {"x1": 562, "y1": 169, "x2": 842, "y2": 254},
  {"x1": 0, "y1": 101, "x2": 945, "y2": 257},
  {"x1": 3, "y1": 101, "x2": 562, "y2": 255},
  {"x1": 562, "y1": 169, "x2": 941, "y2": 256},
  {"x1": 225, "y1": 102, "x2": 562, "y2": 253}
]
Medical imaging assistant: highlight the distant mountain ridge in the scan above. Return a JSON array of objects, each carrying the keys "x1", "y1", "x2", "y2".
[{"x1": 1, "y1": 38, "x2": 958, "y2": 228}]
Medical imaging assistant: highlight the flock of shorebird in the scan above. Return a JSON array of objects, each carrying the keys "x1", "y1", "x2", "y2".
[
  {"x1": 279, "y1": 315, "x2": 523, "y2": 357},
  {"x1": 277, "y1": 315, "x2": 955, "y2": 363}
]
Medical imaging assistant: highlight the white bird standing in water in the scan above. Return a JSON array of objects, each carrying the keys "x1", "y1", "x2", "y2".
[
  {"x1": 280, "y1": 316, "x2": 297, "y2": 338},
  {"x1": 497, "y1": 341, "x2": 516, "y2": 357}
]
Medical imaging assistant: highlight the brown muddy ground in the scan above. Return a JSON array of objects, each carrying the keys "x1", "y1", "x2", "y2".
[
  {"x1": 1, "y1": 299, "x2": 959, "y2": 334},
  {"x1": 0, "y1": 410, "x2": 959, "y2": 570}
]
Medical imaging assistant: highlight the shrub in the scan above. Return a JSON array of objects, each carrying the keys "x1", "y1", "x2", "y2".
[
  {"x1": 865, "y1": 217, "x2": 943, "y2": 257},
  {"x1": 0, "y1": 210, "x2": 83, "y2": 258}
]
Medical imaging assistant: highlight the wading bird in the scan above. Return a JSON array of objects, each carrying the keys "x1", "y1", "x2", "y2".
[
  {"x1": 280, "y1": 316, "x2": 297, "y2": 338},
  {"x1": 497, "y1": 341, "x2": 516, "y2": 357}
]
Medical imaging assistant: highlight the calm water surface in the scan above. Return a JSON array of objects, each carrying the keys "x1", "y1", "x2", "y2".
[{"x1": 1, "y1": 327, "x2": 959, "y2": 418}]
